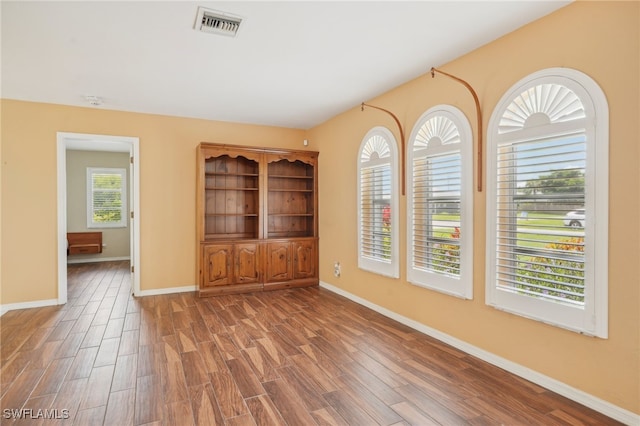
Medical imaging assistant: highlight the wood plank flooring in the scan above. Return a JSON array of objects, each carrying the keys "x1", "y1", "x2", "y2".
[{"x1": 0, "y1": 261, "x2": 622, "y2": 425}]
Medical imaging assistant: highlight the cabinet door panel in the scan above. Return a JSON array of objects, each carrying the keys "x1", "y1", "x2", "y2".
[
  {"x1": 235, "y1": 243, "x2": 260, "y2": 284},
  {"x1": 293, "y1": 240, "x2": 317, "y2": 279},
  {"x1": 203, "y1": 244, "x2": 233, "y2": 287},
  {"x1": 266, "y1": 242, "x2": 291, "y2": 282}
]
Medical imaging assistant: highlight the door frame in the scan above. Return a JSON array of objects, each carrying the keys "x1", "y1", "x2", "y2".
[{"x1": 56, "y1": 132, "x2": 140, "y2": 303}]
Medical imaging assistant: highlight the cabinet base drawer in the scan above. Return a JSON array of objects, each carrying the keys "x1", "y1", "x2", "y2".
[
  {"x1": 198, "y1": 282, "x2": 263, "y2": 297},
  {"x1": 263, "y1": 278, "x2": 318, "y2": 292},
  {"x1": 68, "y1": 244, "x2": 102, "y2": 255}
]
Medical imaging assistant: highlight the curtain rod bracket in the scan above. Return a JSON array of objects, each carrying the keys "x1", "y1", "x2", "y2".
[
  {"x1": 430, "y1": 67, "x2": 483, "y2": 192},
  {"x1": 361, "y1": 102, "x2": 406, "y2": 195}
]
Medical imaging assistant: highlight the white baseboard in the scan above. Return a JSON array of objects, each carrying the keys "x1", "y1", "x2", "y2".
[
  {"x1": 67, "y1": 256, "x2": 130, "y2": 264},
  {"x1": 319, "y1": 281, "x2": 639, "y2": 426},
  {"x1": 135, "y1": 285, "x2": 196, "y2": 297},
  {"x1": 0, "y1": 298, "x2": 60, "y2": 317},
  {"x1": 0, "y1": 283, "x2": 195, "y2": 315}
]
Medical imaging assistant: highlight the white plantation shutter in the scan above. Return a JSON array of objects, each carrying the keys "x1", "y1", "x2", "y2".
[
  {"x1": 358, "y1": 128, "x2": 399, "y2": 278},
  {"x1": 87, "y1": 167, "x2": 127, "y2": 228},
  {"x1": 495, "y1": 134, "x2": 586, "y2": 305},
  {"x1": 360, "y1": 163, "x2": 391, "y2": 260},
  {"x1": 407, "y1": 106, "x2": 473, "y2": 298},
  {"x1": 486, "y1": 69, "x2": 609, "y2": 337},
  {"x1": 413, "y1": 152, "x2": 462, "y2": 274}
]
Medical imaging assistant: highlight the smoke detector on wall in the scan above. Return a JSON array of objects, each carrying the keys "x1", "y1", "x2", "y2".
[{"x1": 194, "y1": 7, "x2": 243, "y2": 38}]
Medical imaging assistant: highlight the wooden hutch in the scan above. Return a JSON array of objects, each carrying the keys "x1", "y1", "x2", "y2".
[{"x1": 196, "y1": 143, "x2": 319, "y2": 296}]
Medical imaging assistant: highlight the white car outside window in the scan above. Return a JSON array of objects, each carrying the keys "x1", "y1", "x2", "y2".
[{"x1": 564, "y1": 209, "x2": 585, "y2": 227}]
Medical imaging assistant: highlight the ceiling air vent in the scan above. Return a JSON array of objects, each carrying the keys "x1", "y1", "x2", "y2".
[{"x1": 194, "y1": 7, "x2": 243, "y2": 37}]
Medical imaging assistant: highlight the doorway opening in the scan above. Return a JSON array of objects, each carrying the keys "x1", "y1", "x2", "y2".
[{"x1": 56, "y1": 132, "x2": 140, "y2": 304}]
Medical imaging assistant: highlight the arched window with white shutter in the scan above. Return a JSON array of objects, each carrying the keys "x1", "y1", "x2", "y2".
[
  {"x1": 357, "y1": 127, "x2": 399, "y2": 278},
  {"x1": 486, "y1": 68, "x2": 609, "y2": 337},
  {"x1": 407, "y1": 105, "x2": 473, "y2": 298}
]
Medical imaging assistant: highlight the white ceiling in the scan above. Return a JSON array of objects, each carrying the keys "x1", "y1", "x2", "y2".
[{"x1": 1, "y1": 1, "x2": 570, "y2": 129}]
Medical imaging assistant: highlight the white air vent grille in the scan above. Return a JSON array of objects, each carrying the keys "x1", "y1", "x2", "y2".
[{"x1": 195, "y1": 7, "x2": 242, "y2": 37}]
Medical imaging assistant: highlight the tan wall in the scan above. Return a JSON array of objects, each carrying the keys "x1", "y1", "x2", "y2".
[
  {"x1": 66, "y1": 150, "x2": 130, "y2": 260},
  {"x1": 0, "y1": 102, "x2": 306, "y2": 302},
  {"x1": 308, "y1": 1, "x2": 639, "y2": 415}
]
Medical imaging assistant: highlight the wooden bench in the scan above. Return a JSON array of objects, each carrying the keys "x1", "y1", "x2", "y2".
[{"x1": 67, "y1": 232, "x2": 102, "y2": 255}]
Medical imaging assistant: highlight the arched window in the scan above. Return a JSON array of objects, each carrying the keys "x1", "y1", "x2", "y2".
[
  {"x1": 357, "y1": 127, "x2": 399, "y2": 278},
  {"x1": 407, "y1": 105, "x2": 473, "y2": 298},
  {"x1": 486, "y1": 68, "x2": 609, "y2": 337}
]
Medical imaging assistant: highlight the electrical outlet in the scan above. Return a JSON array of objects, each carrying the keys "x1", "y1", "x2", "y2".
[{"x1": 333, "y1": 261, "x2": 341, "y2": 277}]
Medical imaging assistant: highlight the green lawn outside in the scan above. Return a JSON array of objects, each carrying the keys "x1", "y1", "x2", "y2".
[
  {"x1": 432, "y1": 212, "x2": 582, "y2": 249},
  {"x1": 432, "y1": 212, "x2": 460, "y2": 221},
  {"x1": 429, "y1": 212, "x2": 584, "y2": 302}
]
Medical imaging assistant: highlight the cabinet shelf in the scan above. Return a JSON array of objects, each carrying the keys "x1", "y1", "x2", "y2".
[
  {"x1": 268, "y1": 213, "x2": 313, "y2": 217},
  {"x1": 267, "y1": 231, "x2": 314, "y2": 238},
  {"x1": 268, "y1": 189, "x2": 313, "y2": 193},
  {"x1": 204, "y1": 234, "x2": 257, "y2": 240},
  {"x1": 268, "y1": 174, "x2": 313, "y2": 179},
  {"x1": 205, "y1": 172, "x2": 259, "y2": 177},
  {"x1": 205, "y1": 213, "x2": 258, "y2": 217},
  {"x1": 206, "y1": 187, "x2": 258, "y2": 191}
]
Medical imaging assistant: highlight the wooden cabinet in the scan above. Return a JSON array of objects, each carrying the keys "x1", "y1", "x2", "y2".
[
  {"x1": 67, "y1": 232, "x2": 102, "y2": 255},
  {"x1": 197, "y1": 143, "x2": 318, "y2": 296},
  {"x1": 263, "y1": 238, "x2": 317, "y2": 291},
  {"x1": 201, "y1": 242, "x2": 262, "y2": 295}
]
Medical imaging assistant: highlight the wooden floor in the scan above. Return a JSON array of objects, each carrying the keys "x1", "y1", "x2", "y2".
[{"x1": 0, "y1": 261, "x2": 621, "y2": 425}]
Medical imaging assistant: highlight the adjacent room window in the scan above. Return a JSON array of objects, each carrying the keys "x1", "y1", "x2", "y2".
[
  {"x1": 486, "y1": 68, "x2": 608, "y2": 337},
  {"x1": 407, "y1": 105, "x2": 473, "y2": 299},
  {"x1": 357, "y1": 127, "x2": 399, "y2": 278},
  {"x1": 87, "y1": 167, "x2": 127, "y2": 228}
]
